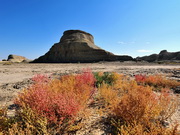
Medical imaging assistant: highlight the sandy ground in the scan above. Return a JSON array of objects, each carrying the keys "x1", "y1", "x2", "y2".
[
  {"x1": 0, "y1": 62, "x2": 180, "y2": 133},
  {"x1": 1, "y1": 62, "x2": 180, "y2": 85}
]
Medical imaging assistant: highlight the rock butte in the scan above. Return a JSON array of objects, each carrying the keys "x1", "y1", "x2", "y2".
[{"x1": 33, "y1": 30, "x2": 133, "y2": 63}]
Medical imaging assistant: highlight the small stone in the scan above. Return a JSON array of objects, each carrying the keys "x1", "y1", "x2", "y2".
[{"x1": 174, "y1": 86, "x2": 180, "y2": 94}]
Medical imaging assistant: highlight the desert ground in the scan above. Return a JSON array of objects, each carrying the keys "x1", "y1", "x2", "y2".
[{"x1": 0, "y1": 61, "x2": 180, "y2": 134}]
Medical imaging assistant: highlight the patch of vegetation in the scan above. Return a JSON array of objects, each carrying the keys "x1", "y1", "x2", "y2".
[
  {"x1": 98, "y1": 73, "x2": 179, "y2": 134},
  {"x1": 93, "y1": 72, "x2": 120, "y2": 87},
  {"x1": 0, "y1": 71, "x2": 179, "y2": 134},
  {"x1": 135, "y1": 74, "x2": 180, "y2": 91}
]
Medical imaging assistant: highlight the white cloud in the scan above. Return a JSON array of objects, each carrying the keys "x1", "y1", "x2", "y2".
[
  {"x1": 117, "y1": 41, "x2": 126, "y2": 44},
  {"x1": 137, "y1": 49, "x2": 153, "y2": 53},
  {"x1": 117, "y1": 41, "x2": 135, "y2": 44}
]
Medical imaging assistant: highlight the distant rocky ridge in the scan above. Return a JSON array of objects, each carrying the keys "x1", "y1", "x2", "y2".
[
  {"x1": 7, "y1": 54, "x2": 29, "y2": 63},
  {"x1": 136, "y1": 50, "x2": 180, "y2": 62},
  {"x1": 33, "y1": 30, "x2": 133, "y2": 63}
]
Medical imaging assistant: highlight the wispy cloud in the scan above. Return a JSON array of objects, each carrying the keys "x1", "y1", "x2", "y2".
[
  {"x1": 117, "y1": 41, "x2": 135, "y2": 44},
  {"x1": 137, "y1": 49, "x2": 153, "y2": 53},
  {"x1": 117, "y1": 41, "x2": 127, "y2": 44}
]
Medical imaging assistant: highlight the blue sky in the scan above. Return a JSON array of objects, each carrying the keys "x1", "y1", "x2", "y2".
[{"x1": 0, "y1": 0, "x2": 180, "y2": 60}]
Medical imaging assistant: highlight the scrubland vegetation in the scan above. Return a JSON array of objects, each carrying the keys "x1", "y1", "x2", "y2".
[{"x1": 0, "y1": 69, "x2": 179, "y2": 134}]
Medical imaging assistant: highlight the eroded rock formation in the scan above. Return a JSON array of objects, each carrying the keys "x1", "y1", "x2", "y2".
[
  {"x1": 136, "y1": 50, "x2": 180, "y2": 62},
  {"x1": 33, "y1": 30, "x2": 133, "y2": 63},
  {"x1": 7, "y1": 54, "x2": 27, "y2": 63}
]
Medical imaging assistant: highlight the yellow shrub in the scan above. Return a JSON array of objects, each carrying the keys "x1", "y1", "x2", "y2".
[
  {"x1": 98, "y1": 72, "x2": 179, "y2": 134},
  {"x1": 98, "y1": 83, "x2": 120, "y2": 109}
]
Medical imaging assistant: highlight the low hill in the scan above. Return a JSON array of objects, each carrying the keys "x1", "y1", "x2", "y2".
[{"x1": 136, "y1": 50, "x2": 180, "y2": 62}]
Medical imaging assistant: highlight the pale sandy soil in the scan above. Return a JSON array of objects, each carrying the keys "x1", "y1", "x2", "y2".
[
  {"x1": 0, "y1": 62, "x2": 179, "y2": 134},
  {"x1": 0, "y1": 62, "x2": 179, "y2": 85}
]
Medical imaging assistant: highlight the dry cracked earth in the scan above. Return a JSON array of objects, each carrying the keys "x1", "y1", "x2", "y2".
[{"x1": 0, "y1": 61, "x2": 180, "y2": 134}]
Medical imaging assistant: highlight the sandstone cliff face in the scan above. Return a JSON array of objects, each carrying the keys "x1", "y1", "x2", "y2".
[
  {"x1": 33, "y1": 30, "x2": 133, "y2": 63},
  {"x1": 136, "y1": 50, "x2": 180, "y2": 62}
]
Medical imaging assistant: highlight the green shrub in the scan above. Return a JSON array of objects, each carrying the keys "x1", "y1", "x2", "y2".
[{"x1": 93, "y1": 72, "x2": 119, "y2": 87}]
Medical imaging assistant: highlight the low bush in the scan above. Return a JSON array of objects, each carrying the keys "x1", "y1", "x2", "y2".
[
  {"x1": 135, "y1": 74, "x2": 180, "y2": 91},
  {"x1": 0, "y1": 71, "x2": 179, "y2": 134},
  {"x1": 93, "y1": 72, "x2": 120, "y2": 87},
  {"x1": 98, "y1": 73, "x2": 179, "y2": 134},
  {"x1": 0, "y1": 106, "x2": 8, "y2": 132},
  {"x1": 111, "y1": 119, "x2": 179, "y2": 135},
  {"x1": 11, "y1": 69, "x2": 95, "y2": 134},
  {"x1": 8, "y1": 106, "x2": 49, "y2": 135}
]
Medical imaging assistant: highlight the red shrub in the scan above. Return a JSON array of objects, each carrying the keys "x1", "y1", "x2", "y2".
[
  {"x1": 75, "y1": 69, "x2": 96, "y2": 98},
  {"x1": 31, "y1": 74, "x2": 50, "y2": 84},
  {"x1": 135, "y1": 74, "x2": 180, "y2": 90},
  {"x1": 135, "y1": 74, "x2": 147, "y2": 83},
  {"x1": 15, "y1": 69, "x2": 96, "y2": 125}
]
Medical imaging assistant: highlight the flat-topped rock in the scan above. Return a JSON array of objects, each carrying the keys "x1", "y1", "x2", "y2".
[{"x1": 33, "y1": 30, "x2": 133, "y2": 63}]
